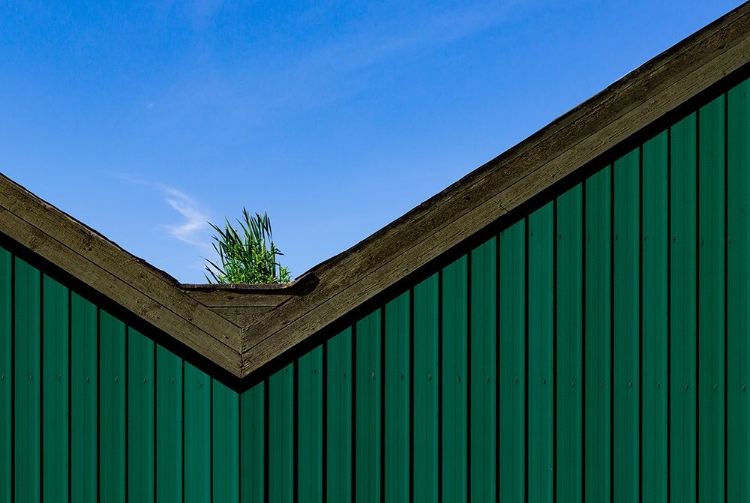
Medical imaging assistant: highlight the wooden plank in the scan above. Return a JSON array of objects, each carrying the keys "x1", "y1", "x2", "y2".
[
  {"x1": 613, "y1": 147, "x2": 640, "y2": 503},
  {"x1": 641, "y1": 130, "x2": 669, "y2": 501},
  {"x1": 156, "y1": 345, "x2": 183, "y2": 503},
  {"x1": 555, "y1": 185, "x2": 583, "y2": 503},
  {"x1": 70, "y1": 293, "x2": 98, "y2": 502},
  {"x1": 326, "y1": 328, "x2": 352, "y2": 502},
  {"x1": 213, "y1": 380, "x2": 240, "y2": 502},
  {"x1": 240, "y1": 5, "x2": 750, "y2": 378},
  {"x1": 697, "y1": 94, "x2": 726, "y2": 502},
  {"x1": 0, "y1": 183, "x2": 241, "y2": 372},
  {"x1": 470, "y1": 237, "x2": 497, "y2": 503},
  {"x1": 99, "y1": 310, "x2": 126, "y2": 503},
  {"x1": 268, "y1": 364, "x2": 294, "y2": 503},
  {"x1": 584, "y1": 166, "x2": 612, "y2": 502},
  {"x1": 14, "y1": 257, "x2": 40, "y2": 502},
  {"x1": 297, "y1": 346, "x2": 323, "y2": 503},
  {"x1": 354, "y1": 310, "x2": 381, "y2": 503},
  {"x1": 441, "y1": 256, "x2": 468, "y2": 501},
  {"x1": 0, "y1": 247, "x2": 10, "y2": 503},
  {"x1": 127, "y1": 328, "x2": 155, "y2": 503},
  {"x1": 498, "y1": 220, "x2": 525, "y2": 503},
  {"x1": 727, "y1": 77, "x2": 750, "y2": 502},
  {"x1": 527, "y1": 205, "x2": 554, "y2": 503},
  {"x1": 413, "y1": 275, "x2": 439, "y2": 503},
  {"x1": 384, "y1": 291, "x2": 410, "y2": 503},
  {"x1": 184, "y1": 363, "x2": 211, "y2": 503},
  {"x1": 42, "y1": 275, "x2": 70, "y2": 502},
  {"x1": 240, "y1": 381, "x2": 264, "y2": 503},
  {"x1": 669, "y1": 113, "x2": 698, "y2": 503}
]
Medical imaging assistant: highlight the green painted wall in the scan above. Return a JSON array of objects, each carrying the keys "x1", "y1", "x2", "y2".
[{"x1": 3, "y1": 75, "x2": 750, "y2": 501}]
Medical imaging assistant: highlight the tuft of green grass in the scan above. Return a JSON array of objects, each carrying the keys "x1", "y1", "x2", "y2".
[{"x1": 204, "y1": 208, "x2": 291, "y2": 284}]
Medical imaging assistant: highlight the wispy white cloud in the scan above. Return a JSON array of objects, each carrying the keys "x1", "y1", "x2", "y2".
[
  {"x1": 117, "y1": 175, "x2": 211, "y2": 248},
  {"x1": 159, "y1": 186, "x2": 211, "y2": 247}
]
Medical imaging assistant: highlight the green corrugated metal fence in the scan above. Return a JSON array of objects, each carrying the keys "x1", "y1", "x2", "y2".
[{"x1": 2, "y1": 74, "x2": 750, "y2": 502}]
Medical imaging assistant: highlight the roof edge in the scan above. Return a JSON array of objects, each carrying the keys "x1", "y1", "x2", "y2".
[{"x1": 237, "y1": 2, "x2": 750, "y2": 378}]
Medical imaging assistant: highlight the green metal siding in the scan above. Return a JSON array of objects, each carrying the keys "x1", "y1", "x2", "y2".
[
  {"x1": 4, "y1": 72, "x2": 750, "y2": 503},
  {"x1": 0, "y1": 254, "x2": 244, "y2": 503}
]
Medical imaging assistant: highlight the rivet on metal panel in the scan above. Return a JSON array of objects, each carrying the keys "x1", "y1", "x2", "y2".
[
  {"x1": 571, "y1": 381, "x2": 575, "y2": 387},
  {"x1": 115, "y1": 376, "x2": 119, "y2": 382},
  {"x1": 371, "y1": 372, "x2": 375, "y2": 380},
  {"x1": 600, "y1": 381, "x2": 604, "y2": 387},
  {"x1": 657, "y1": 383, "x2": 661, "y2": 388},
  {"x1": 429, "y1": 374, "x2": 432, "y2": 381},
  {"x1": 0, "y1": 374, "x2": 4, "y2": 380},
  {"x1": 458, "y1": 375, "x2": 461, "y2": 383},
  {"x1": 171, "y1": 378, "x2": 175, "y2": 385},
  {"x1": 29, "y1": 374, "x2": 33, "y2": 380},
  {"x1": 685, "y1": 384, "x2": 689, "y2": 390},
  {"x1": 486, "y1": 375, "x2": 490, "y2": 382},
  {"x1": 57, "y1": 375, "x2": 61, "y2": 381},
  {"x1": 543, "y1": 379, "x2": 546, "y2": 385},
  {"x1": 143, "y1": 377, "x2": 147, "y2": 384},
  {"x1": 628, "y1": 382, "x2": 632, "y2": 388},
  {"x1": 400, "y1": 374, "x2": 404, "y2": 380},
  {"x1": 313, "y1": 369, "x2": 317, "y2": 375},
  {"x1": 515, "y1": 376, "x2": 519, "y2": 383},
  {"x1": 743, "y1": 385, "x2": 747, "y2": 391},
  {"x1": 199, "y1": 383, "x2": 203, "y2": 388},
  {"x1": 714, "y1": 384, "x2": 718, "y2": 390},
  {"x1": 342, "y1": 373, "x2": 346, "y2": 378},
  {"x1": 86, "y1": 376, "x2": 90, "y2": 382}
]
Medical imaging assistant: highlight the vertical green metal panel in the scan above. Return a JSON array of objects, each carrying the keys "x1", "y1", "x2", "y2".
[
  {"x1": 14, "y1": 257, "x2": 40, "y2": 502},
  {"x1": 499, "y1": 220, "x2": 525, "y2": 503},
  {"x1": 613, "y1": 148, "x2": 640, "y2": 503},
  {"x1": 528, "y1": 204, "x2": 554, "y2": 502},
  {"x1": 469, "y1": 238, "x2": 497, "y2": 503},
  {"x1": 670, "y1": 112, "x2": 698, "y2": 503},
  {"x1": 697, "y1": 95, "x2": 726, "y2": 502},
  {"x1": 240, "y1": 380, "x2": 265, "y2": 503},
  {"x1": 184, "y1": 363, "x2": 211, "y2": 503},
  {"x1": 641, "y1": 130, "x2": 669, "y2": 501},
  {"x1": 0, "y1": 248, "x2": 10, "y2": 503},
  {"x1": 413, "y1": 274, "x2": 439, "y2": 503},
  {"x1": 727, "y1": 78, "x2": 750, "y2": 502},
  {"x1": 128, "y1": 328, "x2": 155, "y2": 503},
  {"x1": 584, "y1": 165, "x2": 612, "y2": 502},
  {"x1": 441, "y1": 255, "x2": 468, "y2": 502},
  {"x1": 100, "y1": 310, "x2": 126, "y2": 503},
  {"x1": 355, "y1": 310, "x2": 381, "y2": 503},
  {"x1": 268, "y1": 364, "x2": 294, "y2": 503},
  {"x1": 42, "y1": 275, "x2": 69, "y2": 502},
  {"x1": 326, "y1": 328, "x2": 352, "y2": 502},
  {"x1": 156, "y1": 345, "x2": 183, "y2": 503},
  {"x1": 555, "y1": 185, "x2": 583, "y2": 503},
  {"x1": 297, "y1": 345, "x2": 323, "y2": 503},
  {"x1": 213, "y1": 379, "x2": 240, "y2": 502},
  {"x1": 71, "y1": 293, "x2": 97, "y2": 502},
  {"x1": 384, "y1": 291, "x2": 410, "y2": 503}
]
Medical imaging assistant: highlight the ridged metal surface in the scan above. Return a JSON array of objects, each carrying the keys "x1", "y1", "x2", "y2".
[{"x1": 2, "y1": 77, "x2": 750, "y2": 502}]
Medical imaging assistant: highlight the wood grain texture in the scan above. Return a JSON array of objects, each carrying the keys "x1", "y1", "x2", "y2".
[
  {"x1": 3, "y1": 3, "x2": 750, "y2": 380},
  {"x1": 0, "y1": 178, "x2": 243, "y2": 374},
  {"x1": 238, "y1": 3, "x2": 750, "y2": 377}
]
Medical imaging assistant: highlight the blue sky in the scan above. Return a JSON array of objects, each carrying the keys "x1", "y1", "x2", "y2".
[{"x1": 1, "y1": 1, "x2": 744, "y2": 283}]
